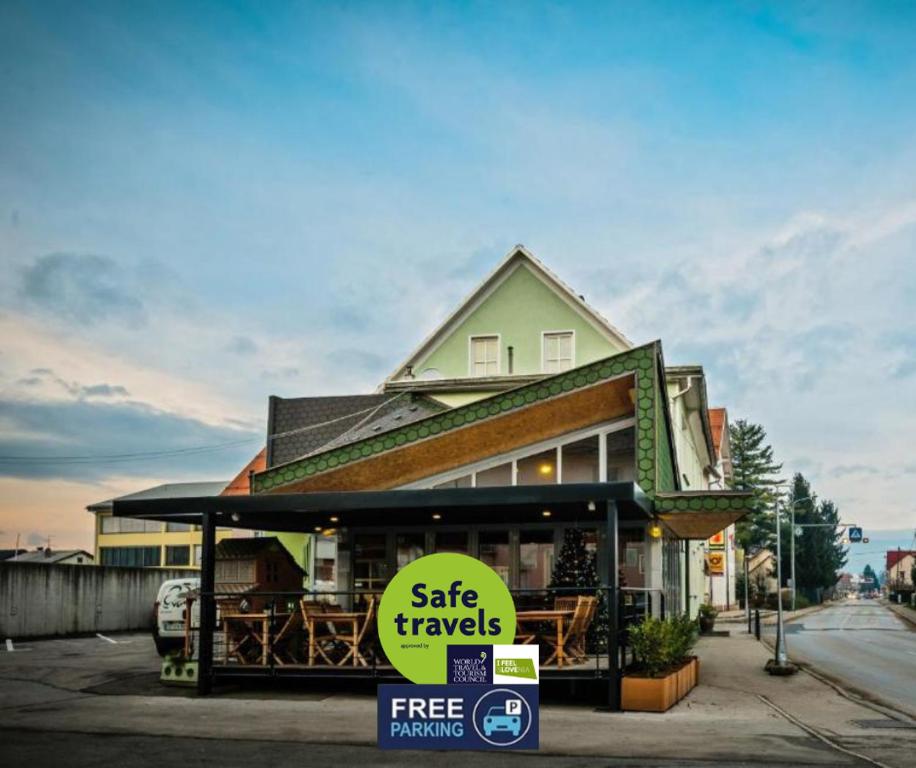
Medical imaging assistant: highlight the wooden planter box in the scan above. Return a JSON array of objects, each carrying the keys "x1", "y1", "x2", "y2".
[{"x1": 622, "y1": 657, "x2": 699, "y2": 712}]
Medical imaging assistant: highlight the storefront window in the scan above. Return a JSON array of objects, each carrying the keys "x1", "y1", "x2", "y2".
[
  {"x1": 353, "y1": 533, "x2": 388, "y2": 591},
  {"x1": 620, "y1": 527, "x2": 646, "y2": 589},
  {"x1": 562, "y1": 436, "x2": 600, "y2": 482},
  {"x1": 606, "y1": 427, "x2": 635, "y2": 482},
  {"x1": 517, "y1": 449, "x2": 557, "y2": 486},
  {"x1": 434, "y1": 531, "x2": 468, "y2": 554},
  {"x1": 314, "y1": 537, "x2": 337, "y2": 585},
  {"x1": 519, "y1": 530, "x2": 554, "y2": 589},
  {"x1": 479, "y1": 531, "x2": 510, "y2": 585},
  {"x1": 475, "y1": 462, "x2": 512, "y2": 487},
  {"x1": 397, "y1": 533, "x2": 425, "y2": 569}
]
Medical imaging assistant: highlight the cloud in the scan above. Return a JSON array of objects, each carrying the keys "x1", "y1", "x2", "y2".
[
  {"x1": 80, "y1": 383, "x2": 130, "y2": 398},
  {"x1": 0, "y1": 396, "x2": 259, "y2": 482},
  {"x1": 20, "y1": 253, "x2": 147, "y2": 327},
  {"x1": 12, "y1": 368, "x2": 129, "y2": 400},
  {"x1": 325, "y1": 348, "x2": 386, "y2": 375},
  {"x1": 226, "y1": 335, "x2": 258, "y2": 356},
  {"x1": 0, "y1": 314, "x2": 255, "y2": 429},
  {"x1": 829, "y1": 464, "x2": 880, "y2": 478}
]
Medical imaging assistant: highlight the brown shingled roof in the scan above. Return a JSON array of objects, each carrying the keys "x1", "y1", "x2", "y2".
[
  {"x1": 708, "y1": 407, "x2": 727, "y2": 457},
  {"x1": 221, "y1": 448, "x2": 267, "y2": 496}
]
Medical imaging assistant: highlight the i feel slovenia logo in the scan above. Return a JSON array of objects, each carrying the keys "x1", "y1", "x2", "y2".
[{"x1": 377, "y1": 553, "x2": 516, "y2": 683}]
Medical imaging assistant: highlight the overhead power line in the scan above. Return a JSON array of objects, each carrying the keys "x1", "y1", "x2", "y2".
[{"x1": 0, "y1": 437, "x2": 260, "y2": 465}]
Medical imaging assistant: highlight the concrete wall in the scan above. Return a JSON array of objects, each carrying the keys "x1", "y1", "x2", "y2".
[{"x1": 0, "y1": 563, "x2": 193, "y2": 639}]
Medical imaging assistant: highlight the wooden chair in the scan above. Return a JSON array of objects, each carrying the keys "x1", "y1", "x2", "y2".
[
  {"x1": 515, "y1": 616, "x2": 537, "y2": 645},
  {"x1": 554, "y1": 595, "x2": 579, "y2": 612},
  {"x1": 270, "y1": 610, "x2": 304, "y2": 666},
  {"x1": 301, "y1": 598, "x2": 339, "y2": 666},
  {"x1": 338, "y1": 595, "x2": 377, "y2": 667},
  {"x1": 569, "y1": 596, "x2": 597, "y2": 661},
  {"x1": 543, "y1": 596, "x2": 590, "y2": 667}
]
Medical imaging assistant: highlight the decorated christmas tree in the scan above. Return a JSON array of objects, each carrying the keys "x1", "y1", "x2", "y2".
[
  {"x1": 549, "y1": 528, "x2": 607, "y2": 651},
  {"x1": 549, "y1": 527, "x2": 598, "y2": 590}
]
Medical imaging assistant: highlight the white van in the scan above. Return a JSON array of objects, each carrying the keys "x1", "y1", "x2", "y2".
[{"x1": 153, "y1": 577, "x2": 200, "y2": 656}]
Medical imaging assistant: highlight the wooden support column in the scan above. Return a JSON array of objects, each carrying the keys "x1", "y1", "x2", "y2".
[
  {"x1": 606, "y1": 500, "x2": 620, "y2": 711},
  {"x1": 197, "y1": 511, "x2": 216, "y2": 695}
]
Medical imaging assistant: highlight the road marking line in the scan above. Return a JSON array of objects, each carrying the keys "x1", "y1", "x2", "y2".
[{"x1": 96, "y1": 633, "x2": 117, "y2": 644}]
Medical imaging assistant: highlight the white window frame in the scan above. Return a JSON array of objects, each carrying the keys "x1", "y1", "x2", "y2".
[
  {"x1": 541, "y1": 330, "x2": 576, "y2": 374},
  {"x1": 399, "y1": 417, "x2": 635, "y2": 489},
  {"x1": 468, "y1": 334, "x2": 501, "y2": 377}
]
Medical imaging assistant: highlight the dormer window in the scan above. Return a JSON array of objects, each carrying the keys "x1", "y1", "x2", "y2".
[
  {"x1": 543, "y1": 331, "x2": 574, "y2": 373},
  {"x1": 469, "y1": 335, "x2": 500, "y2": 377}
]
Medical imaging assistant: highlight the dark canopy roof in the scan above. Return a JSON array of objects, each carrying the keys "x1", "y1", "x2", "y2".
[{"x1": 113, "y1": 482, "x2": 653, "y2": 533}]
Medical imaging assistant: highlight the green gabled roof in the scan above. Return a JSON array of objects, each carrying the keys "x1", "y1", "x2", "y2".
[{"x1": 253, "y1": 341, "x2": 679, "y2": 497}]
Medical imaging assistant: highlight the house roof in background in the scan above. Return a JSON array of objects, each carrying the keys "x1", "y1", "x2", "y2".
[
  {"x1": 87, "y1": 481, "x2": 230, "y2": 512},
  {"x1": 886, "y1": 550, "x2": 916, "y2": 570},
  {"x1": 267, "y1": 392, "x2": 446, "y2": 468},
  {"x1": 385, "y1": 245, "x2": 632, "y2": 382},
  {"x1": 215, "y1": 536, "x2": 305, "y2": 574},
  {"x1": 708, "y1": 408, "x2": 727, "y2": 456},
  {"x1": 11, "y1": 549, "x2": 93, "y2": 563},
  {"x1": 0, "y1": 549, "x2": 27, "y2": 561},
  {"x1": 221, "y1": 448, "x2": 267, "y2": 496}
]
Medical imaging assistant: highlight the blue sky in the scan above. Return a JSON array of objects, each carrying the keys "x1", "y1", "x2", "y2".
[{"x1": 0, "y1": 1, "x2": 914, "y2": 555}]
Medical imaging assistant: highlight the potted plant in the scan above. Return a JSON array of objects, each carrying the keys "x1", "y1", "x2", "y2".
[
  {"x1": 698, "y1": 603, "x2": 718, "y2": 634},
  {"x1": 622, "y1": 614, "x2": 699, "y2": 712}
]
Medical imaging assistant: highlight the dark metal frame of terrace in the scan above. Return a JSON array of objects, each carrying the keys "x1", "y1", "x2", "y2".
[{"x1": 114, "y1": 481, "x2": 653, "y2": 709}]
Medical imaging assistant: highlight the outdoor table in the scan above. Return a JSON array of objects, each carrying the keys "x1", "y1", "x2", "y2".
[
  {"x1": 515, "y1": 609, "x2": 574, "y2": 668},
  {"x1": 306, "y1": 611, "x2": 370, "y2": 667},
  {"x1": 222, "y1": 612, "x2": 288, "y2": 666}
]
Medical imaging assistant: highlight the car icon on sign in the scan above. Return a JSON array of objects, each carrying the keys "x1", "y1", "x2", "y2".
[{"x1": 483, "y1": 705, "x2": 521, "y2": 737}]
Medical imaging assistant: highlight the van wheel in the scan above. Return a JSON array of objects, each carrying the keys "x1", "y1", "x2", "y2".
[{"x1": 153, "y1": 633, "x2": 179, "y2": 657}]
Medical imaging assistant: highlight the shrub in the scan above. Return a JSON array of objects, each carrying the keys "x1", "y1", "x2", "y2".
[
  {"x1": 697, "y1": 603, "x2": 718, "y2": 620},
  {"x1": 629, "y1": 614, "x2": 698, "y2": 677}
]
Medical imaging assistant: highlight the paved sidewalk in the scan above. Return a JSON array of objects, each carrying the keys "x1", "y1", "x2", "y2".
[
  {"x1": 2, "y1": 631, "x2": 914, "y2": 766},
  {"x1": 882, "y1": 600, "x2": 916, "y2": 627}
]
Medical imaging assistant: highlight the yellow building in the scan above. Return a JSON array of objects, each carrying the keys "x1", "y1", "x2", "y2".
[{"x1": 87, "y1": 481, "x2": 234, "y2": 569}]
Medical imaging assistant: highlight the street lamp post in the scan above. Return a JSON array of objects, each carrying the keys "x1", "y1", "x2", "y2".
[
  {"x1": 788, "y1": 496, "x2": 813, "y2": 612},
  {"x1": 775, "y1": 496, "x2": 788, "y2": 666}
]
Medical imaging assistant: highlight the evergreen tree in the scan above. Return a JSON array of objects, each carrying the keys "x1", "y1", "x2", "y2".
[
  {"x1": 729, "y1": 419, "x2": 784, "y2": 550},
  {"x1": 815, "y1": 499, "x2": 847, "y2": 592},
  {"x1": 549, "y1": 527, "x2": 598, "y2": 590},
  {"x1": 861, "y1": 564, "x2": 878, "y2": 593},
  {"x1": 781, "y1": 474, "x2": 847, "y2": 601},
  {"x1": 782, "y1": 474, "x2": 816, "y2": 595},
  {"x1": 549, "y1": 528, "x2": 605, "y2": 651}
]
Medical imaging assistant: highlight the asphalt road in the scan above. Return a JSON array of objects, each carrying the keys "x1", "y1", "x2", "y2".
[
  {"x1": 0, "y1": 729, "x2": 794, "y2": 768},
  {"x1": 770, "y1": 600, "x2": 916, "y2": 716}
]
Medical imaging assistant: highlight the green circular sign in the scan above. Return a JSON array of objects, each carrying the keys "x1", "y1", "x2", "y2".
[{"x1": 378, "y1": 553, "x2": 516, "y2": 683}]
